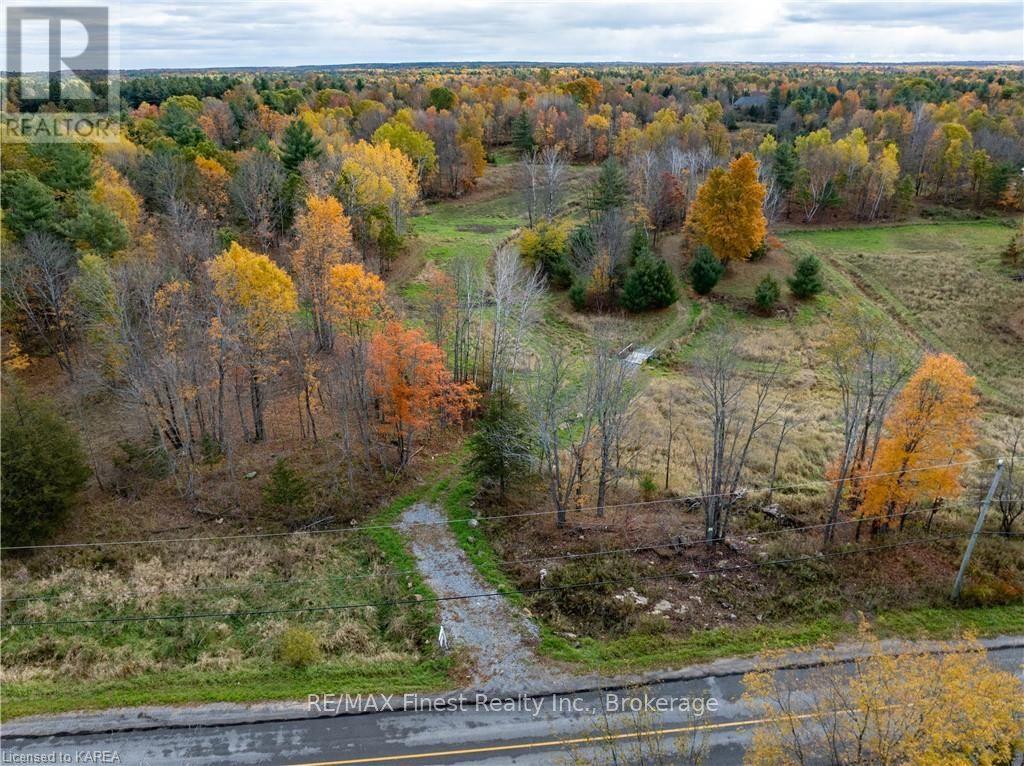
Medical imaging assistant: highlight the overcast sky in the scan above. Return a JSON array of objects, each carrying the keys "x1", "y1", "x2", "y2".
[{"x1": 12, "y1": 0, "x2": 1024, "y2": 70}]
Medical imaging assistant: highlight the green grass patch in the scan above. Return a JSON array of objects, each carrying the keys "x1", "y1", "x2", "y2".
[
  {"x1": 538, "y1": 604, "x2": 1024, "y2": 674},
  {"x1": 441, "y1": 473, "x2": 522, "y2": 603},
  {"x1": 3, "y1": 657, "x2": 450, "y2": 719}
]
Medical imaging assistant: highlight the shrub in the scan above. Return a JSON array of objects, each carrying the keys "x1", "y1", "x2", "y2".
[
  {"x1": 754, "y1": 273, "x2": 781, "y2": 312},
  {"x1": 568, "y1": 278, "x2": 588, "y2": 310},
  {"x1": 959, "y1": 577, "x2": 1023, "y2": 607},
  {"x1": 1, "y1": 383, "x2": 90, "y2": 547},
  {"x1": 788, "y1": 254, "x2": 824, "y2": 299},
  {"x1": 276, "y1": 626, "x2": 321, "y2": 667},
  {"x1": 519, "y1": 222, "x2": 571, "y2": 288},
  {"x1": 263, "y1": 458, "x2": 310, "y2": 511},
  {"x1": 638, "y1": 473, "x2": 658, "y2": 500},
  {"x1": 620, "y1": 255, "x2": 678, "y2": 312},
  {"x1": 531, "y1": 558, "x2": 638, "y2": 634},
  {"x1": 1002, "y1": 233, "x2": 1022, "y2": 267},
  {"x1": 749, "y1": 239, "x2": 768, "y2": 261},
  {"x1": 688, "y1": 245, "x2": 725, "y2": 295}
]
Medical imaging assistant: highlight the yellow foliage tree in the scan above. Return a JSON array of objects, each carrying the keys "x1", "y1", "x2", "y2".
[
  {"x1": 326, "y1": 262, "x2": 387, "y2": 337},
  {"x1": 339, "y1": 139, "x2": 418, "y2": 232},
  {"x1": 688, "y1": 153, "x2": 767, "y2": 263},
  {"x1": 292, "y1": 194, "x2": 355, "y2": 350},
  {"x1": 207, "y1": 242, "x2": 297, "y2": 441},
  {"x1": 91, "y1": 161, "x2": 142, "y2": 233},
  {"x1": 742, "y1": 625, "x2": 1024, "y2": 766},
  {"x1": 860, "y1": 353, "x2": 978, "y2": 527}
]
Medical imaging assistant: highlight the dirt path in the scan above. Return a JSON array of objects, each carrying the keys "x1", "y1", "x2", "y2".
[{"x1": 398, "y1": 502, "x2": 569, "y2": 694}]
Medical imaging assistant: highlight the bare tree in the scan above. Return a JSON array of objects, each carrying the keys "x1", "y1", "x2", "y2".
[
  {"x1": 489, "y1": 244, "x2": 544, "y2": 393},
  {"x1": 995, "y1": 417, "x2": 1024, "y2": 536},
  {"x1": 451, "y1": 255, "x2": 488, "y2": 386},
  {"x1": 528, "y1": 344, "x2": 597, "y2": 526},
  {"x1": 592, "y1": 344, "x2": 643, "y2": 516},
  {"x1": 663, "y1": 388, "x2": 683, "y2": 491},
  {"x1": 520, "y1": 149, "x2": 541, "y2": 227},
  {"x1": 2, "y1": 233, "x2": 79, "y2": 378},
  {"x1": 230, "y1": 150, "x2": 286, "y2": 249},
  {"x1": 540, "y1": 144, "x2": 566, "y2": 221},
  {"x1": 766, "y1": 414, "x2": 800, "y2": 505},
  {"x1": 822, "y1": 309, "x2": 914, "y2": 546},
  {"x1": 684, "y1": 329, "x2": 784, "y2": 543}
]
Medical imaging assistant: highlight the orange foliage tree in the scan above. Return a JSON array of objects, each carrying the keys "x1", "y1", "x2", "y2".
[
  {"x1": 687, "y1": 152, "x2": 767, "y2": 263},
  {"x1": 293, "y1": 194, "x2": 355, "y2": 350},
  {"x1": 368, "y1": 322, "x2": 478, "y2": 467},
  {"x1": 859, "y1": 353, "x2": 978, "y2": 528}
]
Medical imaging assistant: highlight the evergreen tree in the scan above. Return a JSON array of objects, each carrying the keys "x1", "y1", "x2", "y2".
[
  {"x1": 788, "y1": 254, "x2": 824, "y2": 299},
  {"x1": 429, "y1": 86, "x2": 456, "y2": 111},
  {"x1": 688, "y1": 245, "x2": 725, "y2": 295},
  {"x1": 281, "y1": 119, "x2": 322, "y2": 174},
  {"x1": 59, "y1": 193, "x2": 131, "y2": 256},
  {"x1": 263, "y1": 458, "x2": 309, "y2": 510},
  {"x1": 511, "y1": 112, "x2": 534, "y2": 153},
  {"x1": 773, "y1": 141, "x2": 798, "y2": 194},
  {"x1": 590, "y1": 158, "x2": 629, "y2": 211},
  {"x1": 467, "y1": 393, "x2": 533, "y2": 498},
  {"x1": 28, "y1": 142, "x2": 94, "y2": 194},
  {"x1": 754, "y1": 273, "x2": 781, "y2": 312},
  {"x1": 621, "y1": 254, "x2": 678, "y2": 312},
  {"x1": 0, "y1": 170, "x2": 57, "y2": 237},
  {"x1": 628, "y1": 226, "x2": 652, "y2": 262},
  {"x1": 1, "y1": 382, "x2": 90, "y2": 546}
]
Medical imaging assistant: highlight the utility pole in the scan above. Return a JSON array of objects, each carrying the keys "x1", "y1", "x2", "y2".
[{"x1": 951, "y1": 459, "x2": 1005, "y2": 601}]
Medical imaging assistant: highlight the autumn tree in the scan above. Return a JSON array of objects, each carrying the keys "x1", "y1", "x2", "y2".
[
  {"x1": 372, "y1": 113, "x2": 437, "y2": 183},
  {"x1": 368, "y1": 322, "x2": 477, "y2": 468},
  {"x1": 338, "y1": 139, "x2": 418, "y2": 234},
  {"x1": 859, "y1": 353, "x2": 979, "y2": 529},
  {"x1": 742, "y1": 625, "x2": 1024, "y2": 766},
  {"x1": 292, "y1": 194, "x2": 355, "y2": 351},
  {"x1": 688, "y1": 153, "x2": 767, "y2": 263},
  {"x1": 207, "y1": 242, "x2": 297, "y2": 441},
  {"x1": 822, "y1": 307, "x2": 913, "y2": 546}
]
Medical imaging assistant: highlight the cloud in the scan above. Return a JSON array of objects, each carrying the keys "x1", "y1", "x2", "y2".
[{"x1": 107, "y1": 0, "x2": 1023, "y2": 68}]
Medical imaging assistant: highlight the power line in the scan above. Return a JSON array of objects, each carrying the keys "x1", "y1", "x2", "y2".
[
  {"x1": 2, "y1": 534, "x2": 968, "y2": 628},
  {"x1": 0, "y1": 506, "x2": 943, "y2": 605},
  {"x1": 0, "y1": 458, "x2": 998, "y2": 552}
]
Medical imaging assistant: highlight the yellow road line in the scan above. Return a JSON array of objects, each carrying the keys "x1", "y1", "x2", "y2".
[{"x1": 287, "y1": 710, "x2": 829, "y2": 765}]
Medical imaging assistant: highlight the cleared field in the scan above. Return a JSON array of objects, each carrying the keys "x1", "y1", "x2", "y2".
[
  {"x1": 783, "y1": 222, "x2": 1024, "y2": 407},
  {"x1": 0, "y1": 491, "x2": 448, "y2": 718}
]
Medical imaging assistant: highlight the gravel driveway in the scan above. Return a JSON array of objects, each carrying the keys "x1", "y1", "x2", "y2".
[{"x1": 398, "y1": 502, "x2": 568, "y2": 694}]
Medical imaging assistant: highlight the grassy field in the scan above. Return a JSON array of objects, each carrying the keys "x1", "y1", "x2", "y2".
[
  {"x1": 0, "y1": 490, "x2": 449, "y2": 719},
  {"x1": 783, "y1": 221, "x2": 1024, "y2": 406}
]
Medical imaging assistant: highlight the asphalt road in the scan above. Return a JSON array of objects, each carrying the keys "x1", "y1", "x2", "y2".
[{"x1": 3, "y1": 646, "x2": 1021, "y2": 766}]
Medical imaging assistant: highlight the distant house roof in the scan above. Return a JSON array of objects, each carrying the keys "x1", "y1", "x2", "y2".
[{"x1": 733, "y1": 93, "x2": 769, "y2": 110}]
